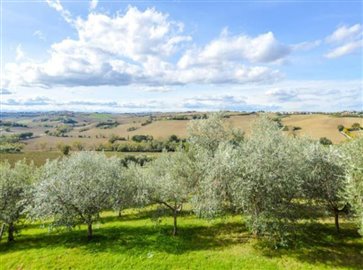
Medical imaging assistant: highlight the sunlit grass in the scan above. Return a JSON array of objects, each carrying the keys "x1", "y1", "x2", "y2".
[{"x1": 1, "y1": 208, "x2": 362, "y2": 270}]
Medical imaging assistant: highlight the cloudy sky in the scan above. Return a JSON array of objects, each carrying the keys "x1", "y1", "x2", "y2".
[{"x1": 1, "y1": 0, "x2": 362, "y2": 112}]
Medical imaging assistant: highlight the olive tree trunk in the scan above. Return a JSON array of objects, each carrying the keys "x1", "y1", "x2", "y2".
[
  {"x1": 334, "y1": 210, "x2": 340, "y2": 233},
  {"x1": 8, "y1": 222, "x2": 14, "y2": 242},
  {"x1": 87, "y1": 223, "x2": 93, "y2": 240},
  {"x1": 172, "y1": 209, "x2": 178, "y2": 236}
]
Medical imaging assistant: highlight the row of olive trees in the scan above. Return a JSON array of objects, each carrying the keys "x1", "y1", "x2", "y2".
[{"x1": 0, "y1": 114, "x2": 362, "y2": 245}]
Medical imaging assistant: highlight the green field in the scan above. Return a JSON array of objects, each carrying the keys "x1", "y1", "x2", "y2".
[
  {"x1": 0, "y1": 208, "x2": 362, "y2": 270},
  {"x1": 0, "y1": 151, "x2": 161, "y2": 166}
]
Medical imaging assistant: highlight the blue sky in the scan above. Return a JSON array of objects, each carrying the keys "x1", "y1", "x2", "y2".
[{"x1": 1, "y1": 0, "x2": 362, "y2": 112}]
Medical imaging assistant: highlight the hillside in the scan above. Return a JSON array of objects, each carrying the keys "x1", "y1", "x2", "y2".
[{"x1": 1, "y1": 112, "x2": 362, "y2": 151}]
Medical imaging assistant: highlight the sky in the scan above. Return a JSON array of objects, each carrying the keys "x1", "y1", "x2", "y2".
[{"x1": 0, "y1": 0, "x2": 362, "y2": 112}]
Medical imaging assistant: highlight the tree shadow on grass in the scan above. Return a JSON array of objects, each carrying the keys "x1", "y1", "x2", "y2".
[
  {"x1": 100, "y1": 208, "x2": 195, "y2": 224},
  {"x1": 2, "y1": 213, "x2": 362, "y2": 269},
  {"x1": 258, "y1": 222, "x2": 363, "y2": 269},
  {"x1": 0, "y1": 218, "x2": 249, "y2": 256}
]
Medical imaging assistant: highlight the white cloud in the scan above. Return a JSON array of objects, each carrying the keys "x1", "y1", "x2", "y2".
[
  {"x1": 138, "y1": 86, "x2": 172, "y2": 92},
  {"x1": 266, "y1": 88, "x2": 299, "y2": 102},
  {"x1": 291, "y1": 40, "x2": 321, "y2": 51},
  {"x1": 326, "y1": 24, "x2": 362, "y2": 43},
  {"x1": 89, "y1": 0, "x2": 98, "y2": 11},
  {"x1": 33, "y1": 30, "x2": 46, "y2": 41},
  {"x1": 178, "y1": 31, "x2": 290, "y2": 69},
  {"x1": 75, "y1": 7, "x2": 191, "y2": 61},
  {"x1": 325, "y1": 40, "x2": 362, "y2": 58},
  {"x1": 15, "y1": 44, "x2": 25, "y2": 61},
  {"x1": 45, "y1": 0, "x2": 73, "y2": 24},
  {"x1": 264, "y1": 80, "x2": 362, "y2": 111},
  {"x1": 325, "y1": 24, "x2": 362, "y2": 58},
  {"x1": 3, "y1": 6, "x2": 283, "y2": 88}
]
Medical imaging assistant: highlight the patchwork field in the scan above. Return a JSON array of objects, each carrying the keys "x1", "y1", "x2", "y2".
[{"x1": 1, "y1": 112, "x2": 362, "y2": 153}]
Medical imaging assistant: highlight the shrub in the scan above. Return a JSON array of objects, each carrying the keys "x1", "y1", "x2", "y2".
[
  {"x1": 319, "y1": 137, "x2": 333, "y2": 145},
  {"x1": 351, "y1": 123, "x2": 361, "y2": 131},
  {"x1": 131, "y1": 135, "x2": 153, "y2": 143}
]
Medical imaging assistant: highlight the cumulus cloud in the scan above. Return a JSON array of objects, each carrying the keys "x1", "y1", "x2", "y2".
[
  {"x1": 3, "y1": 6, "x2": 286, "y2": 89},
  {"x1": 178, "y1": 31, "x2": 290, "y2": 69},
  {"x1": 325, "y1": 24, "x2": 362, "y2": 58}
]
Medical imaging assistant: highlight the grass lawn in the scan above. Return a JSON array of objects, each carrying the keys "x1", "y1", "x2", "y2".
[{"x1": 0, "y1": 209, "x2": 362, "y2": 270}]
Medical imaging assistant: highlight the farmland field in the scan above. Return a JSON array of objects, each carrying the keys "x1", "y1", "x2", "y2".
[
  {"x1": 1, "y1": 208, "x2": 362, "y2": 270},
  {"x1": 1, "y1": 112, "x2": 362, "y2": 153}
]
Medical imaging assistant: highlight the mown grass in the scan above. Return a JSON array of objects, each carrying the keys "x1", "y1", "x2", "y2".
[
  {"x1": 0, "y1": 151, "x2": 161, "y2": 166},
  {"x1": 0, "y1": 208, "x2": 362, "y2": 270}
]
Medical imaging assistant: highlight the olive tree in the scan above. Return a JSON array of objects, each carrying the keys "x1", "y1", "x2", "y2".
[
  {"x1": 31, "y1": 152, "x2": 126, "y2": 240},
  {"x1": 187, "y1": 112, "x2": 243, "y2": 218},
  {"x1": 303, "y1": 143, "x2": 347, "y2": 232},
  {"x1": 343, "y1": 137, "x2": 363, "y2": 235},
  {"x1": 231, "y1": 117, "x2": 308, "y2": 244},
  {"x1": 192, "y1": 141, "x2": 239, "y2": 218},
  {"x1": 142, "y1": 151, "x2": 193, "y2": 235},
  {"x1": 0, "y1": 160, "x2": 35, "y2": 242},
  {"x1": 187, "y1": 112, "x2": 243, "y2": 155},
  {"x1": 113, "y1": 162, "x2": 143, "y2": 217}
]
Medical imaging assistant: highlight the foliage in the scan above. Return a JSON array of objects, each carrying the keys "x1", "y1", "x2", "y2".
[
  {"x1": 303, "y1": 142, "x2": 347, "y2": 231},
  {"x1": 141, "y1": 151, "x2": 193, "y2": 235},
  {"x1": 0, "y1": 132, "x2": 33, "y2": 144},
  {"x1": 0, "y1": 121, "x2": 28, "y2": 128},
  {"x1": 30, "y1": 152, "x2": 126, "y2": 239},
  {"x1": 120, "y1": 155, "x2": 153, "y2": 167},
  {"x1": 351, "y1": 123, "x2": 361, "y2": 131},
  {"x1": 319, "y1": 137, "x2": 333, "y2": 145},
  {"x1": 187, "y1": 112, "x2": 238, "y2": 155},
  {"x1": 0, "y1": 143, "x2": 24, "y2": 153},
  {"x1": 57, "y1": 143, "x2": 71, "y2": 155},
  {"x1": 338, "y1": 125, "x2": 345, "y2": 131},
  {"x1": 108, "y1": 134, "x2": 126, "y2": 144},
  {"x1": 0, "y1": 160, "x2": 35, "y2": 241},
  {"x1": 187, "y1": 113, "x2": 243, "y2": 218},
  {"x1": 72, "y1": 141, "x2": 85, "y2": 151},
  {"x1": 46, "y1": 125, "x2": 73, "y2": 137},
  {"x1": 231, "y1": 117, "x2": 308, "y2": 245},
  {"x1": 96, "y1": 121, "x2": 119, "y2": 129},
  {"x1": 131, "y1": 134, "x2": 154, "y2": 142},
  {"x1": 127, "y1": 126, "x2": 138, "y2": 132},
  {"x1": 342, "y1": 137, "x2": 363, "y2": 235}
]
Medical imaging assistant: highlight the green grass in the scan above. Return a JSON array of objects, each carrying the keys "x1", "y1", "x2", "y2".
[
  {"x1": 0, "y1": 209, "x2": 362, "y2": 270},
  {"x1": 0, "y1": 151, "x2": 162, "y2": 166}
]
